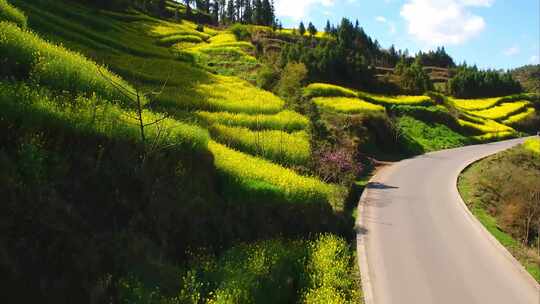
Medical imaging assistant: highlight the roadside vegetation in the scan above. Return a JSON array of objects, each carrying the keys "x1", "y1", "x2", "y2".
[
  {"x1": 120, "y1": 235, "x2": 361, "y2": 304},
  {"x1": 459, "y1": 140, "x2": 540, "y2": 282}
]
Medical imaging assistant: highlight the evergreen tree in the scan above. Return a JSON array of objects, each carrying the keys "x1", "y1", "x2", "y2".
[
  {"x1": 218, "y1": 0, "x2": 226, "y2": 22},
  {"x1": 298, "y1": 21, "x2": 306, "y2": 36},
  {"x1": 324, "y1": 20, "x2": 331, "y2": 34},
  {"x1": 261, "y1": 0, "x2": 273, "y2": 26},
  {"x1": 252, "y1": 0, "x2": 263, "y2": 24},
  {"x1": 245, "y1": 0, "x2": 254, "y2": 23},
  {"x1": 307, "y1": 22, "x2": 317, "y2": 37},
  {"x1": 211, "y1": 0, "x2": 220, "y2": 23},
  {"x1": 226, "y1": 0, "x2": 235, "y2": 22},
  {"x1": 184, "y1": 0, "x2": 193, "y2": 16}
]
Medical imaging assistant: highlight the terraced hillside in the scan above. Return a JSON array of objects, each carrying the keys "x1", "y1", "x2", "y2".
[
  {"x1": 2, "y1": 0, "x2": 539, "y2": 302},
  {"x1": 1, "y1": 1, "x2": 360, "y2": 302},
  {"x1": 305, "y1": 82, "x2": 539, "y2": 151}
]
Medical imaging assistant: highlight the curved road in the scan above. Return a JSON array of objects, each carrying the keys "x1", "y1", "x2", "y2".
[{"x1": 357, "y1": 137, "x2": 540, "y2": 304}]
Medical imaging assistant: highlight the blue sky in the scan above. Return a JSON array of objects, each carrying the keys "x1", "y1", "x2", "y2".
[{"x1": 274, "y1": 0, "x2": 540, "y2": 70}]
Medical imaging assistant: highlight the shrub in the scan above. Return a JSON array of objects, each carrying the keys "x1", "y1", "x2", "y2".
[
  {"x1": 210, "y1": 124, "x2": 311, "y2": 166},
  {"x1": 0, "y1": 22, "x2": 137, "y2": 106},
  {"x1": 313, "y1": 97, "x2": 385, "y2": 114},
  {"x1": 0, "y1": 0, "x2": 26, "y2": 28},
  {"x1": 312, "y1": 146, "x2": 363, "y2": 185},
  {"x1": 256, "y1": 65, "x2": 279, "y2": 90},
  {"x1": 394, "y1": 60, "x2": 433, "y2": 94},
  {"x1": 230, "y1": 23, "x2": 251, "y2": 41},
  {"x1": 197, "y1": 110, "x2": 309, "y2": 132},
  {"x1": 304, "y1": 83, "x2": 358, "y2": 99},
  {"x1": 276, "y1": 62, "x2": 308, "y2": 102}
]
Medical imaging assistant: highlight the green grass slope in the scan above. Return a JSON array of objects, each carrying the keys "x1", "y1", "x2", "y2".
[
  {"x1": 1, "y1": 1, "x2": 357, "y2": 302},
  {"x1": 459, "y1": 142, "x2": 540, "y2": 283}
]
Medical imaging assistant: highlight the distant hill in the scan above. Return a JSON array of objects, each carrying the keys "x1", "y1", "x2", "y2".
[{"x1": 511, "y1": 64, "x2": 540, "y2": 93}]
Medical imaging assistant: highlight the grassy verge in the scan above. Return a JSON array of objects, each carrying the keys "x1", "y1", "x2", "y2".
[{"x1": 458, "y1": 145, "x2": 540, "y2": 283}]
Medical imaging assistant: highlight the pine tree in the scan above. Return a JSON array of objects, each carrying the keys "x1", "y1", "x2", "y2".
[
  {"x1": 261, "y1": 0, "x2": 273, "y2": 26},
  {"x1": 184, "y1": 0, "x2": 193, "y2": 16},
  {"x1": 226, "y1": 0, "x2": 235, "y2": 23},
  {"x1": 211, "y1": 0, "x2": 220, "y2": 23},
  {"x1": 324, "y1": 20, "x2": 331, "y2": 34},
  {"x1": 218, "y1": 0, "x2": 226, "y2": 22},
  {"x1": 298, "y1": 21, "x2": 306, "y2": 36},
  {"x1": 307, "y1": 22, "x2": 317, "y2": 37},
  {"x1": 253, "y1": 0, "x2": 262, "y2": 24},
  {"x1": 242, "y1": 0, "x2": 252, "y2": 23}
]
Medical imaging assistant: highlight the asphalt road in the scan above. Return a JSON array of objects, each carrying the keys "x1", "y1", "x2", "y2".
[{"x1": 357, "y1": 137, "x2": 540, "y2": 304}]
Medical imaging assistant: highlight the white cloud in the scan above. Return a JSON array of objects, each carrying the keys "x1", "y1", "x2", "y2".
[
  {"x1": 375, "y1": 16, "x2": 396, "y2": 35},
  {"x1": 503, "y1": 46, "x2": 520, "y2": 56},
  {"x1": 274, "y1": 0, "x2": 335, "y2": 20},
  {"x1": 400, "y1": 0, "x2": 494, "y2": 45},
  {"x1": 530, "y1": 55, "x2": 539, "y2": 64}
]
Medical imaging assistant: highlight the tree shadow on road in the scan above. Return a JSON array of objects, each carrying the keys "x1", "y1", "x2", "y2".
[{"x1": 366, "y1": 182, "x2": 399, "y2": 190}]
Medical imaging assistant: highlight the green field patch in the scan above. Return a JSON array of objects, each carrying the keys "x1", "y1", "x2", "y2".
[
  {"x1": 210, "y1": 124, "x2": 311, "y2": 166},
  {"x1": 313, "y1": 97, "x2": 385, "y2": 114},
  {"x1": 399, "y1": 116, "x2": 471, "y2": 152}
]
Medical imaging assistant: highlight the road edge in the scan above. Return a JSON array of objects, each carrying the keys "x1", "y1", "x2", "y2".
[
  {"x1": 453, "y1": 140, "x2": 540, "y2": 291},
  {"x1": 356, "y1": 138, "x2": 539, "y2": 304},
  {"x1": 356, "y1": 165, "x2": 393, "y2": 304}
]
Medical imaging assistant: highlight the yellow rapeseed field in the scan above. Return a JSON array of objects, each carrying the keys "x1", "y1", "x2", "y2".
[
  {"x1": 211, "y1": 124, "x2": 311, "y2": 165},
  {"x1": 313, "y1": 97, "x2": 385, "y2": 114},
  {"x1": 209, "y1": 141, "x2": 342, "y2": 207},
  {"x1": 196, "y1": 110, "x2": 309, "y2": 132},
  {"x1": 469, "y1": 101, "x2": 531, "y2": 120}
]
